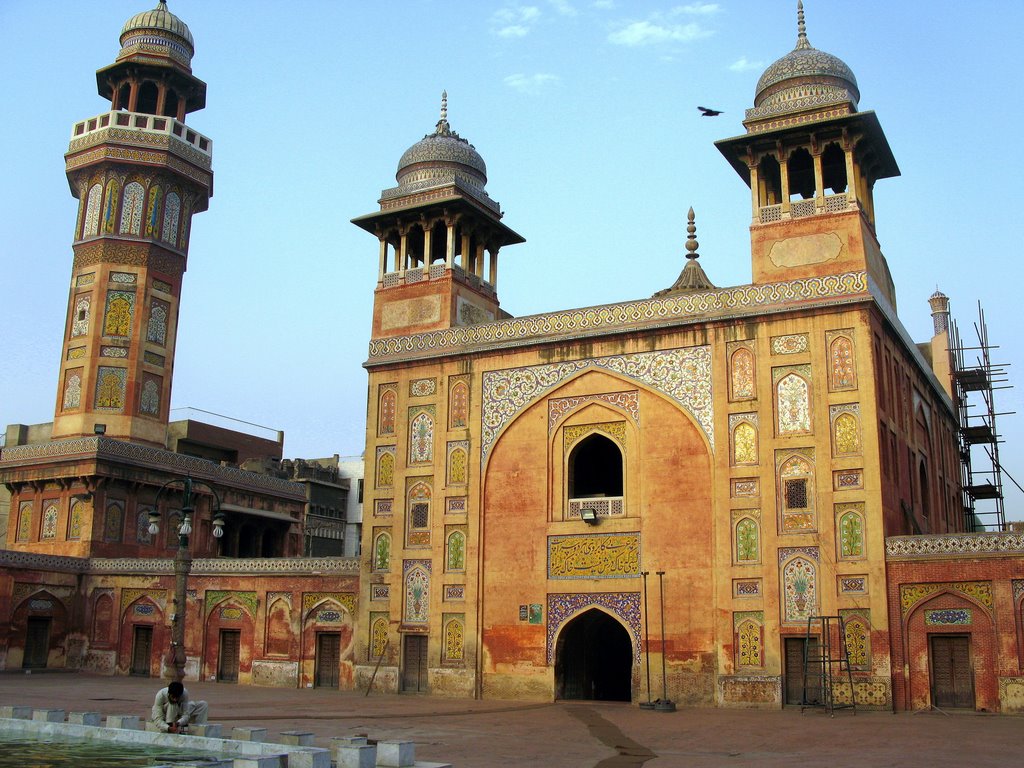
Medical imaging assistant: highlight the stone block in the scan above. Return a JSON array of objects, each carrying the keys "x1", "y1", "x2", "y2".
[
  {"x1": 0, "y1": 706, "x2": 32, "y2": 719},
  {"x1": 285, "y1": 748, "x2": 331, "y2": 768},
  {"x1": 106, "y1": 714, "x2": 142, "y2": 730},
  {"x1": 231, "y1": 726, "x2": 268, "y2": 742},
  {"x1": 68, "y1": 711, "x2": 103, "y2": 726},
  {"x1": 231, "y1": 757, "x2": 285, "y2": 768},
  {"x1": 32, "y1": 709, "x2": 65, "y2": 722},
  {"x1": 334, "y1": 744, "x2": 376, "y2": 768},
  {"x1": 330, "y1": 736, "x2": 368, "y2": 748},
  {"x1": 279, "y1": 730, "x2": 315, "y2": 746},
  {"x1": 377, "y1": 741, "x2": 415, "y2": 767},
  {"x1": 191, "y1": 723, "x2": 224, "y2": 738}
]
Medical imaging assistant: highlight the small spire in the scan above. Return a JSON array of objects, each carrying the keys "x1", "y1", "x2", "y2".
[
  {"x1": 654, "y1": 207, "x2": 714, "y2": 297},
  {"x1": 795, "y1": 0, "x2": 811, "y2": 50},
  {"x1": 685, "y1": 206, "x2": 699, "y2": 261},
  {"x1": 435, "y1": 90, "x2": 451, "y2": 136}
]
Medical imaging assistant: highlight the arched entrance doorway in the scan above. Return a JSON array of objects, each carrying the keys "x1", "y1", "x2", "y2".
[{"x1": 555, "y1": 609, "x2": 632, "y2": 701}]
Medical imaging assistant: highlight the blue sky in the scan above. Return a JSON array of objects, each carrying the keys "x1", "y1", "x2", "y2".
[{"x1": 2, "y1": 1, "x2": 1022, "y2": 519}]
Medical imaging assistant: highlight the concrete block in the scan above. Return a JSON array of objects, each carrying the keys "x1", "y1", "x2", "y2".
[
  {"x1": 377, "y1": 741, "x2": 415, "y2": 767},
  {"x1": 68, "y1": 711, "x2": 103, "y2": 726},
  {"x1": 285, "y1": 748, "x2": 331, "y2": 768},
  {"x1": 231, "y1": 757, "x2": 285, "y2": 768},
  {"x1": 331, "y1": 736, "x2": 368, "y2": 748},
  {"x1": 191, "y1": 723, "x2": 223, "y2": 738},
  {"x1": 32, "y1": 709, "x2": 65, "y2": 723},
  {"x1": 231, "y1": 726, "x2": 268, "y2": 742},
  {"x1": 334, "y1": 744, "x2": 376, "y2": 768},
  {"x1": 106, "y1": 714, "x2": 142, "y2": 730},
  {"x1": 0, "y1": 706, "x2": 32, "y2": 719},
  {"x1": 279, "y1": 730, "x2": 315, "y2": 746}
]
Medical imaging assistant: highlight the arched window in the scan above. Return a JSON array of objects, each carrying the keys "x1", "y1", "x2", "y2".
[
  {"x1": 42, "y1": 502, "x2": 59, "y2": 540},
  {"x1": 449, "y1": 380, "x2": 469, "y2": 428},
  {"x1": 119, "y1": 182, "x2": 145, "y2": 235},
  {"x1": 730, "y1": 347, "x2": 755, "y2": 400},
  {"x1": 71, "y1": 295, "x2": 91, "y2": 337},
  {"x1": 758, "y1": 154, "x2": 782, "y2": 207},
  {"x1": 409, "y1": 411, "x2": 434, "y2": 463},
  {"x1": 821, "y1": 142, "x2": 848, "y2": 195},
  {"x1": 376, "y1": 449, "x2": 394, "y2": 488},
  {"x1": 829, "y1": 335, "x2": 856, "y2": 390},
  {"x1": 102, "y1": 179, "x2": 119, "y2": 233},
  {"x1": 104, "y1": 501, "x2": 123, "y2": 542},
  {"x1": 446, "y1": 530, "x2": 466, "y2": 571},
  {"x1": 568, "y1": 433, "x2": 623, "y2": 499},
  {"x1": 838, "y1": 509, "x2": 864, "y2": 558},
  {"x1": 16, "y1": 503, "x2": 32, "y2": 541},
  {"x1": 68, "y1": 500, "x2": 83, "y2": 540},
  {"x1": 776, "y1": 373, "x2": 811, "y2": 434},
  {"x1": 787, "y1": 147, "x2": 815, "y2": 200},
  {"x1": 443, "y1": 617, "x2": 465, "y2": 662},
  {"x1": 115, "y1": 83, "x2": 131, "y2": 111},
  {"x1": 370, "y1": 616, "x2": 388, "y2": 659},
  {"x1": 83, "y1": 183, "x2": 103, "y2": 237},
  {"x1": 407, "y1": 482, "x2": 431, "y2": 546},
  {"x1": 162, "y1": 192, "x2": 181, "y2": 245},
  {"x1": 833, "y1": 412, "x2": 861, "y2": 455},
  {"x1": 378, "y1": 388, "x2": 396, "y2": 435},
  {"x1": 735, "y1": 517, "x2": 759, "y2": 563},
  {"x1": 782, "y1": 556, "x2": 817, "y2": 623},
  {"x1": 732, "y1": 421, "x2": 757, "y2": 465},
  {"x1": 779, "y1": 454, "x2": 815, "y2": 532},
  {"x1": 736, "y1": 617, "x2": 763, "y2": 667},
  {"x1": 373, "y1": 531, "x2": 391, "y2": 571}
]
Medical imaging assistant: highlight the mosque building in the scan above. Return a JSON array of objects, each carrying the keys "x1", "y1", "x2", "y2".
[{"x1": 1, "y1": 1, "x2": 1023, "y2": 713}]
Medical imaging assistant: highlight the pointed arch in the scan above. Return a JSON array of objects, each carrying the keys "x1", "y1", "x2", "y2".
[
  {"x1": 838, "y1": 505, "x2": 865, "y2": 559},
  {"x1": 449, "y1": 379, "x2": 469, "y2": 428},
  {"x1": 403, "y1": 564, "x2": 430, "y2": 624},
  {"x1": 369, "y1": 614, "x2": 389, "y2": 659},
  {"x1": 730, "y1": 346, "x2": 756, "y2": 400},
  {"x1": 446, "y1": 529, "x2": 466, "y2": 572},
  {"x1": 102, "y1": 179, "x2": 119, "y2": 233},
  {"x1": 734, "y1": 515, "x2": 760, "y2": 563},
  {"x1": 84, "y1": 183, "x2": 103, "y2": 237},
  {"x1": 409, "y1": 410, "x2": 434, "y2": 463},
  {"x1": 68, "y1": 499, "x2": 84, "y2": 540},
  {"x1": 162, "y1": 191, "x2": 181, "y2": 245},
  {"x1": 735, "y1": 613, "x2": 764, "y2": 668},
  {"x1": 372, "y1": 530, "x2": 391, "y2": 572},
  {"x1": 442, "y1": 615, "x2": 465, "y2": 663},
  {"x1": 119, "y1": 181, "x2": 145, "y2": 234},
  {"x1": 778, "y1": 452, "x2": 816, "y2": 532},
  {"x1": 832, "y1": 411, "x2": 861, "y2": 456},
  {"x1": 828, "y1": 333, "x2": 857, "y2": 390},
  {"x1": 378, "y1": 387, "x2": 397, "y2": 435},
  {"x1": 41, "y1": 501, "x2": 59, "y2": 540},
  {"x1": 92, "y1": 592, "x2": 114, "y2": 645},
  {"x1": 782, "y1": 555, "x2": 817, "y2": 624},
  {"x1": 375, "y1": 448, "x2": 395, "y2": 488},
  {"x1": 145, "y1": 184, "x2": 163, "y2": 237},
  {"x1": 776, "y1": 372, "x2": 811, "y2": 434},
  {"x1": 732, "y1": 420, "x2": 758, "y2": 465}
]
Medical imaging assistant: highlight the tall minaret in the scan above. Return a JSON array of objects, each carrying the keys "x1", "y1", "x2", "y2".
[{"x1": 54, "y1": 1, "x2": 212, "y2": 447}]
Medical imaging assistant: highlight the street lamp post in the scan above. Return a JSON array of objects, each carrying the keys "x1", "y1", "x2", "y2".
[{"x1": 150, "y1": 476, "x2": 223, "y2": 682}]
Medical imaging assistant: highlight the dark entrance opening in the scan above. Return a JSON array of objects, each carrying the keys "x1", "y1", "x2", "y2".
[
  {"x1": 555, "y1": 609, "x2": 632, "y2": 701},
  {"x1": 315, "y1": 632, "x2": 341, "y2": 689},
  {"x1": 783, "y1": 636, "x2": 820, "y2": 704},
  {"x1": 217, "y1": 629, "x2": 240, "y2": 682},
  {"x1": 930, "y1": 634, "x2": 974, "y2": 709},
  {"x1": 130, "y1": 625, "x2": 153, "y2": 676},
  {"x1": 23, "y1": 617, "x2": 51, "y2": 669}
]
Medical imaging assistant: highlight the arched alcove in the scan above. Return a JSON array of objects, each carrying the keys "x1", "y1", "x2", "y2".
[{"x1": 554, "y1": 609, "x2": 632, "y2": 701}]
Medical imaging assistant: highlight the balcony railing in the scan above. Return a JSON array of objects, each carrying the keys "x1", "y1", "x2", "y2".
[
  {"x1": 70, "y1": 111, "x2": 212, "y2": 160},
  {"x1": 567, "y1": 496, "x2": 624, "y2": 520},
  {"x1": 757, "y1": 193, "x2": 851, "y2": 224}
]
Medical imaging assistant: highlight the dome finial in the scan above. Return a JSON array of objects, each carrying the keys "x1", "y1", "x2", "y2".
[
  {"x1": 796, "y1": 0, "x2": 811, "y2": 50},
  {"x1": 685, "y1": 206, "x2": 699, "y2": 261},
  {"x1": 436, "y1": 90, "x2": 451, "y2": 136}
]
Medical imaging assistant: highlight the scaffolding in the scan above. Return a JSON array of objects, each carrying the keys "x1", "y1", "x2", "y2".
[
  {"x1": 801, "y1": 615, "x2": 857, "y2": 716},
  {"x1": 951, "y1": 304, "x2": 1011, "y2": 531}
]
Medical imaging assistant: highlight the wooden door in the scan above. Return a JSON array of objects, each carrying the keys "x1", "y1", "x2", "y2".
[
  {"x1": 930, "y1": 635, "x2": 974, "y2": 709},
  {"x1": 401, "y1": 634, "x2": 428, "y2": 693},
  {"x1": 23, "y1": 617, "x2": 51, "y2": 669},
  {"x1": 783, "y1": 637, "x2": 820, "y2": 705},
  {"x1": 315, "y1": 633, "x2": 341, "y2": 689},
  {"x1": 130, "y1": 625, "x2": 153, "y2": 676},
  {"x1": 217, "y1": 629, "x2": 241, "y2": 682}
]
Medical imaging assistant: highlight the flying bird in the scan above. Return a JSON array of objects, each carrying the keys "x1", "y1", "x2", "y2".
[{"x1": 698, "y1": 106, "x2": 723, "y2": 117}]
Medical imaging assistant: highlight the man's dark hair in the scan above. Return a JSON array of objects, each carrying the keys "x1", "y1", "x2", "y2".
[{"x1": 168, "y1": 681, "x2": 184, "y2": 697}]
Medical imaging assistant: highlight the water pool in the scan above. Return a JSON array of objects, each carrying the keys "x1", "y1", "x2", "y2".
[{"x1": 0, "y1": 734, "x2": 223, "y2": 767}]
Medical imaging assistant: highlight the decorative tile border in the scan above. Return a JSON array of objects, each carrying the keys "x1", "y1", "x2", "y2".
[
  {"x1": 548, "y1": 391, "x2": 639, "y2": 430},
  {"x1": 900, "y1": 581, "x2": 992, "y2": 616},
  {"x1": 367, "y1": 271, "x2": 870, "y2": 362},
  {"x1": 886, "y1": 533, "x2": 1024, "y2": 560},
  {"x1": 733, "y1": 579, "x2": 761, "y2": 598},
  {"x1": 444, "y1": 584, "x2": 465, "y2": 601},
  {"x1": 482, "y1": 345, "x2": 713, "y2": 464},
  {"x1": 925, "y1": 608, "x2": 971, "y2": 626},
  {"x1": 770, "y1": 334, "x2": 808, "y2": 355},
  {"x1": 838, "y1": 575, "x2": 867, "y2": 595}
]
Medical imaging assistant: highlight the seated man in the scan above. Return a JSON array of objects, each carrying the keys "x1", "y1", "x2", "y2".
[{"x1": 151, "y1": 681, "x2": 208, "y2": 734}]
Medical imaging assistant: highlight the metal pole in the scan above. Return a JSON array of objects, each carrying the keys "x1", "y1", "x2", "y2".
[
  {"x1": 640, "y1": 571, "x2": 653, "y2": 709},
  {"x1": 655, "y1": 570, "x2": 675, "y2": 711},
  {"x1": 169, "y1": 477, "x2": 193, "y2": 683}
]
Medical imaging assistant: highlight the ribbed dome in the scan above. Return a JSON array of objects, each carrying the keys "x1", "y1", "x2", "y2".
[
  {"x1": 119, "y1": 0, "x2": 195, "y2": 61},
  {"x1": 752, "y1": 2, "x2": 859, "y2": 115},
  {"x1": 396, "y1": 92, "x2": 487, "y2": 189}
]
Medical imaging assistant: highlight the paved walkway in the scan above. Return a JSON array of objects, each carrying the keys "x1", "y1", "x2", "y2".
[{"x1": 1, "y1": 671, "x2": 1021, "y2": 767}]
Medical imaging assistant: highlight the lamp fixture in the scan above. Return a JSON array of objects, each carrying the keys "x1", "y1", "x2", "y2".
[
  {"x1": 212, "y1": 511, "x2": 226, "y2": 539},
  {"x1": 580, "y1": 507, "x2": 599, "y2": 525},
  {"x1": 93, "y1": 423, "x2": 106, "y2": 435}
]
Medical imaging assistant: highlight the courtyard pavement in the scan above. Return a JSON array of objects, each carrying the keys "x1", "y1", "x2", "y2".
[{"x1": 1, "y1": 671, "x2": 1020, "y2": 767}]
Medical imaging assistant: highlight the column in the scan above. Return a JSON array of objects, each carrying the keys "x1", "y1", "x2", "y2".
[
  {"x1": 128, "y1": 81, "x2": 139, "y2": 112},
  {"x1": 378, "y1": 237, "x2": 387, "y2": 281},
  {"x1": 474, "y1": 243, "x2": 485, "y2": 278},
  {"x1": 461, "y1": 232, "x2": 471, "y2": 271},
  {"x1": 844, "y1": 148, "x2": 858, "y2": 206},
  {"x1": 748, "y1": 163, "x2": 760, "y2": 222},
  {"x1": 156, "y1": 84, "x2": 167, "y2": 117},
  {"x1": 812, "y1": 151, "x2": 824, "y2": 208},
  {"x1": 399, "y1": 229, "x2": 408, "y2": 275},
  {"x1": 445, "y1": 221, "x2": 456, "y2": 269},
  {"x1": 488, "y1": 247, "x2": 499, "y2": 289},
  {"x1": 779, "y1": 151, "x2": 791, "y2": 215},
  {"x1": 421, "y1": 221, "x2": 432, "y2": 268}
]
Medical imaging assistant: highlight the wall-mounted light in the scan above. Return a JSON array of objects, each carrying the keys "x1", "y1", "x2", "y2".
[
  {"x1": 94, "y1": 424, "x2": 106, "y2": 435},
  {"x1": 212, "y1": 511, "x2": 226, "y2": 539},
  {"x1": 580, "y1": 508, "x2": 599, "y2": 526}
]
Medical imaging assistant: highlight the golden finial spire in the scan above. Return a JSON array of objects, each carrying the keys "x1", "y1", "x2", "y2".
[{"x1": 796, "y1": 0, "x2": 811, "y2": 50}]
